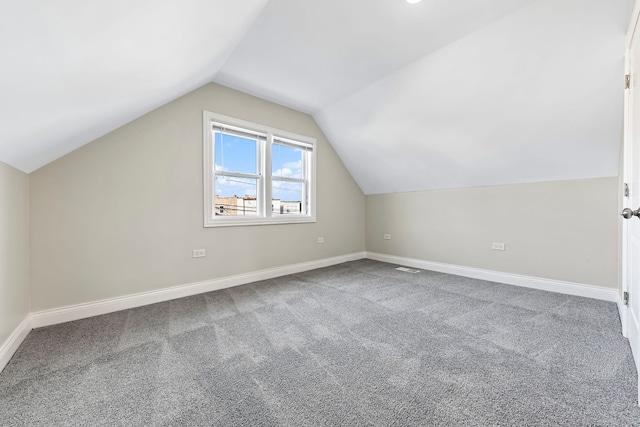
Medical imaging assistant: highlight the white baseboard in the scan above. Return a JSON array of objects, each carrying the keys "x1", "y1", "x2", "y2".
[
  {"x1": 30, "y1": 251, "x2": 367, "y2": 329},
  {"x1": 0, "y1": 316, "x2": 32, "y2": 373},
  {"x1": 366, "y1": 252, "x2": 619, "y2": 302}
]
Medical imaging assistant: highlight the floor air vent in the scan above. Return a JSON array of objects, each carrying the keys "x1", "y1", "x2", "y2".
[{"x1": 395, "y1": 266, "x2": 420, "y2": 274}]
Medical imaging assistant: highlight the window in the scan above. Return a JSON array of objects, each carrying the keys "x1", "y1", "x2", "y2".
[{"x1": 203, "y1": 111, "x2": 316, "y2": 227}]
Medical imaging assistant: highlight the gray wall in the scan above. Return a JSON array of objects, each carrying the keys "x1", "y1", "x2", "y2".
[
  {"x1": 0, "y1": 162, "x2": 29, "y2": 345},
  {"x1": 29, "y1": 83, "x2": 365, "y2": 312},
  {"x1": 366, "y1": 177, "x2": 618, "y2": 289}
]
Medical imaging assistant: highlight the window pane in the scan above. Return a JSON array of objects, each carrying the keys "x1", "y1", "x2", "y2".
[
  {"x1": 214, "y1": 176, "x2": 258, "y2": 216},
  {"x1": 214, "y1": 132, "x2": 257, "y2": 174},
  {"x1": 272, "y1": 180, "x2": 303, "y2": 215},
  {"x1": 272, "y1": 143, "x2": 303, "y2": 179}
]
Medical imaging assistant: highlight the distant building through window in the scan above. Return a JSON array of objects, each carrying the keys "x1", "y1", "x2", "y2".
[{"x1": 214, "y1": 195, "x2": 258, "y2": 216}]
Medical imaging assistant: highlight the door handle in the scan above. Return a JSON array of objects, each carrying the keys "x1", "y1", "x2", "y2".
[{"x1": 621, "y1": 207, "x2": 640, "y2": 219}]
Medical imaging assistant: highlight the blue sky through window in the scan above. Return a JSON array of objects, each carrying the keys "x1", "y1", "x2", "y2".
[
  {"x1": 214, "y1": 133, "x2": 303, "y2": 201},
  {"x1": 214, "y1": 133, "x2": 256, "y2": 174}
]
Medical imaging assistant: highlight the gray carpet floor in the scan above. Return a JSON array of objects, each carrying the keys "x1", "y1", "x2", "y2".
[{"x1": 1, "y1": 259, "x2": 639, "y2": 426}]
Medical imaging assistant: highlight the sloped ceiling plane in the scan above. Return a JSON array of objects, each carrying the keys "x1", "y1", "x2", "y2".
[{"x1": 0, "y1": 0, "x2": 633, "y2": 194}]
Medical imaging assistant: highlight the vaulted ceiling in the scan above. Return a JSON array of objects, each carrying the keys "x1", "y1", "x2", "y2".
[{"x1": 0, "y1": 0, "x2": 633, "y2": 194}]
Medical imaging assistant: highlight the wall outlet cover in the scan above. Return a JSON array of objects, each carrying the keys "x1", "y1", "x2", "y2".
[{"x1": 192, "y1": 249, "x2": 206, "y2": 258}]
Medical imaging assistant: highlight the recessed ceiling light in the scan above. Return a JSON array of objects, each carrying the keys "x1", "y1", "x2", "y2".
[{"x1": 406, "y1": 0, "x2": 422, "y2": 3}]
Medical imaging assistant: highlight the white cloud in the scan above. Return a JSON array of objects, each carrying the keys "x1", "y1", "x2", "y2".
[
  {"x1": 275, "y1": 160, "x2": 302, "y2": 179},
  {"x1": 274, "y1": 167, "x2": 293, "y2": 177},
  {"x1": 284, "y1": 160, "x2": 301, "y2": 169}
]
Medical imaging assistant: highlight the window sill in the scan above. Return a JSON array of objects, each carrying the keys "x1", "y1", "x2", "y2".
[{"x1": 204, "y1": 215, "x2": 316, "y2": 228}]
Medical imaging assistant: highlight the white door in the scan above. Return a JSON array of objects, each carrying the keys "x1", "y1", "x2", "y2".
[{"x1": 623, "y1": 0, "x2": 640, "y2": 405}]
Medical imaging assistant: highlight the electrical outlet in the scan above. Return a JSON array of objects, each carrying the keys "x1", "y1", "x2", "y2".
[
  {"x1": 317, "y1": 237, "x2": 325, "y2": 244},
  {"x1": 192, "y1": 249, "x2": 206, "y2": 258},
  {"x1": 383, "y1": 234, "x2": 391, "y2": 240},
  {"x1": 491, "y1": 243, "x2": 505, "y2": 251}
]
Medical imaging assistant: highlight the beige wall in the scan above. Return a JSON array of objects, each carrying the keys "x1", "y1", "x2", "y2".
[
  {"x1": 22, "y1": 82, "x2": 622, "y2": 313},
  {"x1": 366, "y1": 177, "x2": 618, "y2": 289},
  {"x1": 29, "y1": 83, "x2": 365, "y2": 312},
  {"x1": 0, "y1": 162, "x2": 29, "y2": 345}
]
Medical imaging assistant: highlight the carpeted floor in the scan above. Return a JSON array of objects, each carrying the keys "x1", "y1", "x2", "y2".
[{"x1": 1, "y1": 259, "x2": 639, "y2": 426}]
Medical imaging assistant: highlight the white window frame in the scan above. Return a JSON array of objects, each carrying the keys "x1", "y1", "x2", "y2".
[{"x1": 203, "y1": 111, "x2": 317, "y2": 227}]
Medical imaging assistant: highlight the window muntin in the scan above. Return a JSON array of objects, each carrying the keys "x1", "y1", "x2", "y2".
[{"x1": 204, "y1": 111, "x2": 316, "y2": 227}]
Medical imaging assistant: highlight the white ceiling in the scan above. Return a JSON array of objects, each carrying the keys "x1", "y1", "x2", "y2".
[
  {"x1": 216, "y1": 0, "x2": 536, "y2": 113},
  {"x1": 314, "y1": 0, "x2": 633, "y2": 193},
  {"x1": 0, "y1": 0, "x2": 269, "y2": 172},
  {"x1": 0, "y1": 0, "x2": 634, "y2": 194}
]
